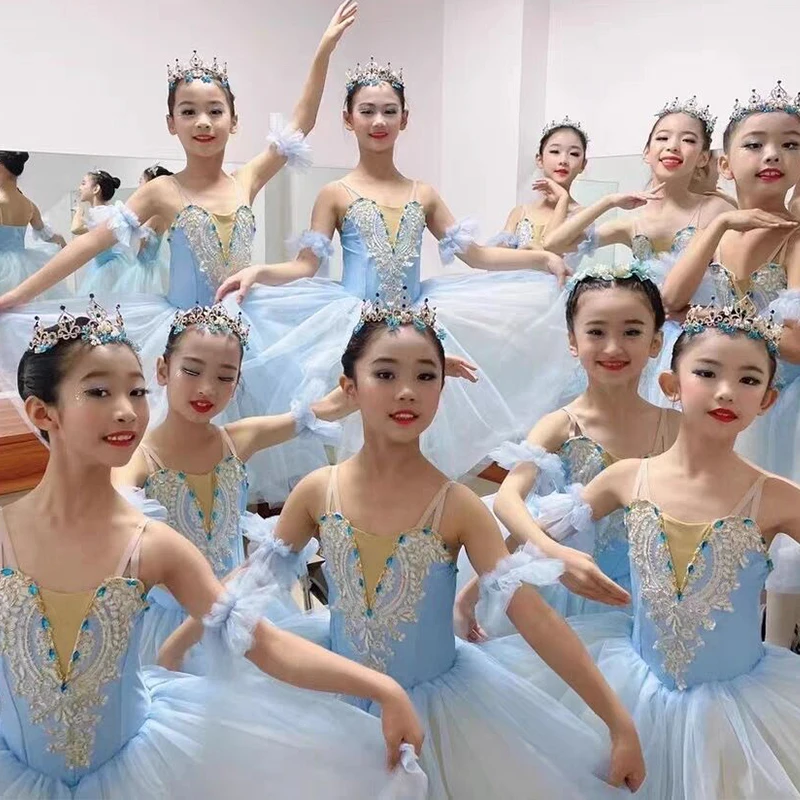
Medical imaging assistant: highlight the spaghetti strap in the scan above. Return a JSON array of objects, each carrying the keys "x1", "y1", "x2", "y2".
[
  {"x1": 171, "y1": 176, "x2": 190, "y2": 208},
  {"x1": 416, "y1": 482, "x2": 454, "y2": 531},
  {"x1": 325, "y1": 465, "x2": 342, "y2": 514},
  {"x1": 339, "y1": 181, "x2": 361, "y2": 200},
  {"x1": 631, "y1": 460, "x2": 651, "y2": 502},
  {"x1": 561, "y1": 408, "x2": 582, "y2": 439},
  {"x1": 730, "y1": 474, "x2": 768, "y2": 520},
  {"x1": 408, "y1": 181, "x2": 418, "y2": 202},
  {"x1": 649, "y1": 408, "x2": 669, "y2": 456},
  {"x1": 139, "y1": 444, "x2": 164, "y2": 473},
  {"x1": 114, "y1": 521, "x2": 147, "y2": 579},
  {"x1": 219, "y1": 426, "x2": 239, "y2": 460},
  {"x1": 0, "y1": 508, "x2": 18, "y2": 569},
  {"x1": 767, "y1": 230, "x2": 797, "y2": 267},
  {"x1": 689, "y1": 196, "x2": 709, "y2": 228}
]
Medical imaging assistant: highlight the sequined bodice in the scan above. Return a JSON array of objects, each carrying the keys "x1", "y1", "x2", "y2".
[
  {"x1": 318, "y1": 498, "x2": 457, "y2": 691},
  {"x1": 0, "y1": 224, "x2": 25, "y2": 252},
  {"x1": 624, "y1": 499, "x2": 771, "y2": 690},
  {"x1": 0, "y1": 569, "x2": 149, "y2": 783},
  {"x1": 166, "y1": 204, "x2": 256, "y2": 308},
  {"x1": 339, "y1": 198, "x2": 426, "y2": 307},
  {"x1": 513, "y1": 217, "x2": 545, "y2": 249},
  {"x1": 708, "y1": 261, "x2": 787, "y2": 312},
  {"x1": 631, "y1": 226, "x2": 696, "y2": 285},
  {"x1": 143, "y1": 456, "x2": 247, "y2": 578}
]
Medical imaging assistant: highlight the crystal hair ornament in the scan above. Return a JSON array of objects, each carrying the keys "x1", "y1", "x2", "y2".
[
  {"x1": 345, "y1": 57, "x2": 404, "y2": 92},
  {"x1": 168, "y1": 51, "x2": 229, "y2": 88},
  {"x1": 541, "y1": 115, "x2": 589, "y2": 144},
  {"x1": 354, "y1": 296, "x2": 446, "y2": 341},
  {"x1": 28, "y1": 295, "x2": 137, "y2": 354},
  {"x1": 565, "y1": 261, "x2": 653, "y2": 295},
  {"x1": 655, "y1": 95, "x2": 717, "y2": 135},
  {"x1": 170, "y1": 303, "x2": 250, "y2": 349},
  {"x1": 682, "y1": 302, "x2": 782, "y2": 355},
  {"x1": 729, "y1": 81, "x2": 800, "y2": 125}
]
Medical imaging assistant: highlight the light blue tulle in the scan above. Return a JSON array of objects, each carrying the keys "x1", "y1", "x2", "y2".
[
  {"x1": 766, "y1": 533, "x2": 800, "y2": 593},
  {"x1": 266, "y1": 116, "x2": 313, "y2": 169},
  {"x1": 438, "y1": 218, "x2": 479, "y2": 264},
  {"x1": 0, "y1": 225, "x2": 68, "y2": 299},
  {"x1": 485, "y1": 231, "x2": 519, "y2": 248},
  {"x1": 291, "y1": 229, "x2": 335, "y2": 271},
  {"x1": 489, "y1": 439, "x2": 566, "y2": 492}
]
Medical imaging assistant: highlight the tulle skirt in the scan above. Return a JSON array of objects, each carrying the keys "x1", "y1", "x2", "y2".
[
  {"x1": 483, "y1": 611, "x2": 800, "y2": 800},
  {"x1": 0, "y1": 246, "x2": 70, "y2": 301},
  {"x1": 78, "y1": 249, "x2": 164, "y2": 297},
  {"x1": 242, "y1": 271, "x2": 575, "y2": 485},
  {"x1": 0, "y1": 666, "x2": 426, "y2": 799},
  {"x1": 277, "y1": 609, "x2": 628, "y2": 800}
]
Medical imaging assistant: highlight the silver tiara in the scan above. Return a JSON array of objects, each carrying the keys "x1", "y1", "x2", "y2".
[
  {"x1": 345, "y1": 57, "x2": 404, "y2": 92},
  {"x1": 656, "y1": 95, "x2": 716, "y2": 135},
  {"x1": 168, "y1": 51, "x2": 229, "y2": 88},
  {"x1": 729, "y1": 81, "x2": 800, "y2": 125},
  {"x1": 355, "y1": 297, "x2": 445, "y2": 341},
  {"x1": 541, "y1": 115, "x2": 589, "y2": 144},
  {"x1": 29, "y1": 296, "x2": 136, "y2": 354},
  {"x1": 170, "y1": 303, "x2": 249, "y2": 349}
]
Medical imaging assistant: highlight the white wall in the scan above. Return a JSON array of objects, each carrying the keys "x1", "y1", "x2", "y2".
[{"x1": 545, "y1": 0, "x2": 800, "y2": 157}]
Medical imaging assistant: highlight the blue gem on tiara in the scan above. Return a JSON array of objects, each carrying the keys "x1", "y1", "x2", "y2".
[
  {"x1": 729, "y1": 81, "x2": 800, "y2": 125},
  {"x1": 541, "y1": 115, "x2": 589, "y2": 144},
  {"x1": 356, "y1": 296, "x2": 446, "y2": 341},
  {"x1": 28, "y1": 296, "x2": 137, "y2": 354},
  {"x1": 170, "y1": 303, "x2": 250, "y2": 349},
  {"x1": 682, "y1": 302, "x2": 782, "y2": 356},
  {"x1": 565, "y1": 262, "x2": 653, "y2": 295},
  {"x1": 168, "y1": 51, "x2": 229, "y2": 89},
  {"x1": 345, "y1": 57, "x2": 404, "y2": 93},
  {"x1": 656, "y1": 95, "x2": 717, "y2": 135}
]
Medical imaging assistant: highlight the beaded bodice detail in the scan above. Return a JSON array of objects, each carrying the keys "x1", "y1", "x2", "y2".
[
  {"x1": 624, "y1": 463, "x2": 772, "y2": 690},
  {"x1": 340, "y1": 195, "x2": 427, "y2": 307},
  {"x1": 143, "y1": 453, "x2": 247, "y2": 578}
]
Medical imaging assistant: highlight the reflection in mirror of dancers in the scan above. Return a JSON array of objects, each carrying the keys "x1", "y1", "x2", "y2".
[
  {"x1": 0, "y1": 151, "x2": 69, "y2": 299},
  {"x1": 489, "y1": 117, "x2": 588, "y2": 251},
  {"x1": 213, "y1": 58, "x2": 580, "y2": 482},
  {"x1": 545, "y1": 96, "x2": 733, "y2": 406},
  {"x1": 136, "y1": 165, "x2": 175, "y2": 295},
  {"x1": 0, "y1": 1, "x2": 359, "y2": 507}
]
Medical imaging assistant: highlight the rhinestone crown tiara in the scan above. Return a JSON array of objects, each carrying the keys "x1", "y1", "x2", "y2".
[
  {"x1": 682, "y1": 303, "x2": 781, "y2": 355},
  {"x1": 29, "y1": 296, "x2": 135, "y2": 354},
  {"x1": 168, "y1": 51, "x2": 229, "y2": 88},
  {"x1": 355, "y1": 297, "x2": 445, "y2": 340},
  {"x1": 656, "y1": 95, "x2": 717, "y2": 134},
  {"x1": 541, "y1": 115, "x2": 589, "y2": 144},
  {"x1": 345, "y1": 57, "x2": 404, "y2": 92},
  {"x1": 170, "y1": 303, "x2": 250, "y2": 349},
  {"x1": 729, "y1": 81, "x2": 800, "y2": 124}
]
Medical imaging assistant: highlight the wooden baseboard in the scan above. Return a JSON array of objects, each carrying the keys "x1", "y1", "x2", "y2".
[
  {"x1": 0, "y1": 399, "x2": 48, "y2": 496},
  {"x1": 477, "y1": 462, "x2": 508, "y2": 484}
]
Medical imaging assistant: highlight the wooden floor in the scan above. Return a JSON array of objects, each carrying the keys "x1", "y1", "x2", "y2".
[{"x1": 0, "y1": 398, "x2": 48, "y2": 496}]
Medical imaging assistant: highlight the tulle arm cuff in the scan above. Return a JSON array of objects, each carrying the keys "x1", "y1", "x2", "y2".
[
  {"x1": 486, "y1": 231, "x2": 519, "y2": 248},
  {"x1": 564, "y1": 224, "x2": 598, "y2": 271},
  {"x1": 769, "y1": 289, "x2": 800, "y2": 323},
  {"x1": 241, "y1": 516, "x2": 319, "y2": 590},
  {"x1": 489, "y1": 440, "x2": 565, "y2": 491},
  {"x1": 291, "y1": 398, "x2": 342, "y2": 445},
  {"x1": 106, "y1": 202, "x2": 144, "y2": 248},
  {"x1": 766, "y1": 533, "x2": 800, "y2": 594},
  {"x1": 32, "y1": 222, "x2": 55, "y2": 241},
  {"x1": 290, "y1": 230, "x2": 334, "y2": 270},
  {"x1": 533, "y1": 483, "x2": 595, "y2": 550},
  {"x1": 116, "y1": 485, "x2": 170, "y2": 522},
  {"x1": 475, "y1": 543, "x2": 564, "y2": 631},
  {"x1": 439, "y1": 218, "x2": 479, "y2": 264},
  {"x1": 267, "y1": 115, "x2": 313, "y2": 169}
]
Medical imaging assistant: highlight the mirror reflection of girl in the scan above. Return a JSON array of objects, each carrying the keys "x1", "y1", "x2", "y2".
[
  {"x1": 0, "y1": 3, "x2": 358, "y2": 507},
  {"x1": 663, "y1": 82, "x2": 800, "y2": 650},
  {"x1": 489, "y1": 118, "x2": 588, "y2": 251},
  {"x1": 455, "y1": 266, "x2": 681, "y2": 639},
  {"x1": 135, "y1": 165, "x2": 175, "y2": 295},
  {"x1": 162, "y1": 306, "x2": 647, "y2": 797},
  {"x1": 472, "y1": 307, "x2": 800, "y2": 799},
  {"x1": 0, "y1": 151, "x2": 68, "y2": 298},
  {"x1": 0, "y1": 299, "x2": 430, "y2": 797},
  {"x1": 545, "y1": 98, "x2": 733, "y2": 405},
  {"x1": 215, "y1": 60, "x2": 576, "y2": 480},
  {"x1": 113, "y1": 304, "x2": 353, "y2": 668}
]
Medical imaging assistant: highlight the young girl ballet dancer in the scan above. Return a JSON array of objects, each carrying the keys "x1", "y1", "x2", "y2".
[
  {"x1": 163, "y1": 302, "x2": 647, "y2": 798},
  {"x1": 114, "y1": 302, "x2": 351, "y2": 666},
  {"x1": 489, "y1": 117, "x2": 588, "y2": 250},
  {"x1": 0, "y1": 151, "x2": 67, "y2": 298},
  {"x1": 0, "y1": 1, "x2": 359, "y2": 505},
  {"x1": 544, "y1": 97, "x2": 733, "y2": 404},
  {"x1": 214, "y1": 58, "x2": 576, "y2": 481},
  {"x1": 455, "y1": 264, "x2": 681, "y2": 638},
  {"x1": 0, "y1": 298, "x2": 429, "y2": 798},
  {"x1": 662, "y1": 82, "x2": 800, "y2": 649}
]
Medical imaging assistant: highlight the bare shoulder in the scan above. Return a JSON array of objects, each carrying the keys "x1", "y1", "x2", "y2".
[
  {"x1": 414, "y1": 181, "x2": 440, "y2": 206},
  {"x1": 527, "y1": 408, "x2": 572, "y2": 451}
]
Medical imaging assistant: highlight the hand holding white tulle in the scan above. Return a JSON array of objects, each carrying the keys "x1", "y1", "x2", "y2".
[
  {"x1": 543, "y1": 252, "x2": 571, "y2": 287},
  {"x1": 453, "y1": 598, "x2": 487, "y2": 643},
  {"x1": 215, "y1": 265, "x2": 262, "y2": 303},
  {"x1": 380, "y1": 689, "x2": 425, "y2": 770},
  {"x1": 608, "y1": 721, "x2": 646, "y2": 793}
]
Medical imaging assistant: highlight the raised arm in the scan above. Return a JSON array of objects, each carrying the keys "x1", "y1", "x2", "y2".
[
  {"x1": 454, "y1": 487, "x2": 645, "y2": 791},
  {"x1": 236, "y1": 1, "x2": 358, "y2": 202}
]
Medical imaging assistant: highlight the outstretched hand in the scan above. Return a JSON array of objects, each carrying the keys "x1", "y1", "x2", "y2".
[
  {"x1": 444, "y1": 355, "x2": 478, "y2": 383},
  {"x1": 320, "y1": 1, "x2": 358, "y2": 51}
]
